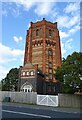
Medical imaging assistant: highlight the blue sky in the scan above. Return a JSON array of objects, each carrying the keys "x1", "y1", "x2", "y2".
[{"x1": 0, "y1": 0, "x2": 81, "y2": 80}]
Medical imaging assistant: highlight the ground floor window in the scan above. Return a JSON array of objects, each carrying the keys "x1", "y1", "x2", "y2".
[{"x1": 22, "y1": 85, "x2": 33, "y2": 92}]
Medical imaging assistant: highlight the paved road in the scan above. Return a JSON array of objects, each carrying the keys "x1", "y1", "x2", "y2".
[{"x1": 1, "y1": 102, "x2": 81, "y2": 119}]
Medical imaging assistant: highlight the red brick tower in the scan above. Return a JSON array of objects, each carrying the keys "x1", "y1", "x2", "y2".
[{"x1": 24, "y1": 18, "x2": 61, "y2": 83}]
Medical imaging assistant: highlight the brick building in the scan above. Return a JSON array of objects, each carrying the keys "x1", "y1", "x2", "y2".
[{"x1": 18, "y1": 18, "x2": 62, "y2": 95}]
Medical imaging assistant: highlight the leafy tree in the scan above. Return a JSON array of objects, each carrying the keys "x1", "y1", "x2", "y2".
[
  {"x1": 54, "y1": 52, "x2": 82, "y2": 94},
  {"x1": 1, "y1": 68, "x2": 19, "y2": 91}
]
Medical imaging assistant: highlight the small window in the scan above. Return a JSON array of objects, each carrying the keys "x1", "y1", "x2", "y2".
[
  {"x1": 33, "y1": 30, "x2": 35, "y2": 36},
  {"x1": 30, "y1": 71, "x2": 34, "y2": 76},
  {"x1": 49, "y1": 69, "x2": 52, "y2": 73},
  {"x1": 40, "y1": 28, "x2": 42, "y2": 36},
  {"x1": 48, "y1": 50, "x2": 53, "y2": 56},
  {"x1": 49, "y1": 74, "x2": 52, "y2": 80},
  {"x1": 36, "y1": 29, "x2": 39, "y2": 36},
  {"x1": 25, "y1": 89, "x2": 27, "y2": 92},
  {"x1": 49, "y1": 63, "x2": 52, "y2": 68},
  {"x1": 22, "y1": 71, "x2": 25, "y2": 76},
  {"x1": 26, "y1": 71, "x2": 29, "y2": 76},
  {"x1": 49, "y1": 29, "x2": 52, "y2": 36}
]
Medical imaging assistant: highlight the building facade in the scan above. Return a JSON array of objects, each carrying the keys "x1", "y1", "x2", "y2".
[{"x1": 18, "y1": 18, "x2": 61, "y2": 94}]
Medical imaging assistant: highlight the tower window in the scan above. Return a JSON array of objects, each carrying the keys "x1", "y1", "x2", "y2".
[
  {"x1": 49, "y1": 74, "x2": 52, "y2": 80},
  {"x1": 49, "y1": 29, "x2": 52, "y2": 36},
  {"x1": 49, "y1": 69, "x2": 52, "y2": 73},
  {"x1": 36, "y1": 29, "x2": 39, "y2": 36},
  {"x1": 49, "y1": 62, "x2": 52, "y2": 68},
  {"x1": 48, "y1": 49, "x2": 53, "y2": 56}
]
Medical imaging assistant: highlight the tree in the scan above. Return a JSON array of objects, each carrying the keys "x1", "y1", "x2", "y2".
[
  {"x1": 1, "y1": 68, "x2": 19, "y2": 91},
  {"x1": 54, "y1": 52, "x2": 82, "y2": 94}
]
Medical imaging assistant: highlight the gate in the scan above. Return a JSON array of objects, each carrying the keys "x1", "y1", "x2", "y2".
[{"x1": 37, "y1": 95, "x2": 58, "y2": 106}]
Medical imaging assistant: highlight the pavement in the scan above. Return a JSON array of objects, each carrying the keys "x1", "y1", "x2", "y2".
[{"x1": 0, "y1": 102, "x2": 81, "y2": 119}]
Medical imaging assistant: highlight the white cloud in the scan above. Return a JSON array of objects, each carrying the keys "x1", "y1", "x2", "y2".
[
  {"x1": 0, "y1": 42, "x2": 24, "y2": 64},
  {"x1": 34, "y1": 2, "x2": 55, "y2": 16},
  {"x1": 61, "y1": 41, "x2": 66, "y2": 57},
  {"x1": 13, "y1": 36, "x2": 23, "y2": 43},
  {"x1": 57, "y1": 15, "x2": 79, "y2": 29},
  {"x1": 64, "y1": 3, "x2": 80, "y2": 14},
  {"x1": 61, "y1": 39, "x2": 73, "y2": 58},
  {"x1": 0, "y1": 65, "x2": 11, "y2": 81},
  {"x1": 0, "y1": 42, "x2": 24, "y2": 80},
  {"x1": 59, "y1": 30, "x2": 69, "y2": 39},
  {"x1": 65, "y1": 39, "x2": 73, "y2": 50},
  {"x1": 15, "y1": 0, "x2": 56, "y2": 16},
  {"x1": 69, "y1": 25, "x2": 80, "y2": 34},
  {"x1": 15, "y1": 0, "x2": 36, "y2": 11}
]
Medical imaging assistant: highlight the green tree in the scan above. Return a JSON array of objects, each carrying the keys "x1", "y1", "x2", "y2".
[
  {"x1": 1, "y1": 68, "x2": 19, "y2": 91},
  {"x1": 54, "y1": 52, "x2": 82, "y2": 94}
]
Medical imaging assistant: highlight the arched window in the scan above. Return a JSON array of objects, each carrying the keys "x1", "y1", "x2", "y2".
[
  {"x1": 22, "y1": 85, "x2": 33, "y2": 92},
  {"x1": 30, "y1": 71, "x2": 34, "y2": 76},
  {"x1": 49, "y1": 74, "x2": 52, "y2": 80},
  {"x1": 40, "y1": 28, "x2": 43, "y2": 36},
  {"x1": 49, "y1": 62, "x2": 52, "y2": 68},
  {"x1": 36, "y1": 29, "x2": 39, "y2": 36},
  {"x1": 22, "y1": 71, "x2": 25, "y2": 76},
  {"x1": 33, "y1": 30, "x2": 36, "y2": 36},
  {"x1": 49, "y1": 29, "x2": 52, "y2": 36},
  {"x1": 48, "y1": 49, "x2": 53, "y2": 56},
  {"x1": 26, "y1": 71, "x2": 29, "y2": 76}
]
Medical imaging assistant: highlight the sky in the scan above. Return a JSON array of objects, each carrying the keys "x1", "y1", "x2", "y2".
[{"x1": 0, "y1": 0, "x2": 81, "y2": 80}]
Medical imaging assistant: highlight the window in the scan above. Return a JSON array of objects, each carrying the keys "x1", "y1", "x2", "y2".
[
  {"x1": 40, "y1": 28, "x2": 42, "y2": 36},
  {"x1": 36, "y1": 29, "x2": 39, "y2": 36},
  {"x1": 49, "y1": 69, "x2": 52, "y2": 73},
  {"x1": 49, "y1": 29, "x2": 52, "y2": 36},
  {"x1": 30, "y1": 71, "x2": 34, "y2": 76},
  {"x1": 22, "y1": 71, "x2": 25, "y2": 76},
  {"x1": 49, "y1": 74, "x2": 52, "y2": 80},
  {"x1": 22, "y1": 85, "x2": 33, "y2": 93},
  {"x1": 49, "y1": 63, "x2": 52, "y2": 68},
  {"x1": 33, "y1": 30, "x2": 35, "y2": 36},
  {"x1": 25, "y1": 89, "x2": 27, "y2": 92},
  {"x1": 26, "y1": 71, "x2": 29, "y2": 76},
  {"x1": 48, "y1": 49, "x2": 53, "y2": 56}
]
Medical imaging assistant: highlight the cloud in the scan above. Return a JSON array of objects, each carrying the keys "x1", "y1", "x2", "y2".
[
  {"x1": 59, "y1": 31, "x2": 69, "y2": 39},
  {"x1": 61, "y1": 39, "x2": 73, "y2": 58},
  {"x1": 61, "y1": 41, "x2": 66, "y2": 57},
  {"x1": 15, "y1": 0, "x2": 36, "y2": 11},
  {"x1": 15, "y1": 0, "x2": 56, "y2": 16},
  {"x1": 69, "y1": 25, "x2": 80, "y2": 34},
  {"x1": 0, "y1": 42, "x2": 24, "y2": 80},
  {"x1": 0, "y1": 42, "x2": 24, "y2": 64},
  {"x1": 64, "y1": 3, "x2": 80, "y2": 14},
  {"x1": 57, "y1": 15, "x2": 79, "y2": 29},
  {"x1": 34, "y1": 2, "x2": 55, "y2": 16},
  {"x1": 65, "y1": 39, "x2": 73, "y2": 50},
  {"x1": 13, "y1": 36, "x2": 23, "y2": 43},
  {"x1": 0, "y1": 65, "x2": 11, "y2": 81}
]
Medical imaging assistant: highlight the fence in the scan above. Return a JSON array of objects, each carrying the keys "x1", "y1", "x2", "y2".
[
  {"x1": 0, "y1": 91, "x2": 37, "y2": 104},
  {"x1": 37, "y1": 95, "x2": 58, "y2": 106},
  {"x1": 0, "y1": 91, "x2": 81, "y2": 108},
  {"x1": 58, "y1": 94, "x2": 81, "y2": 108}
]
